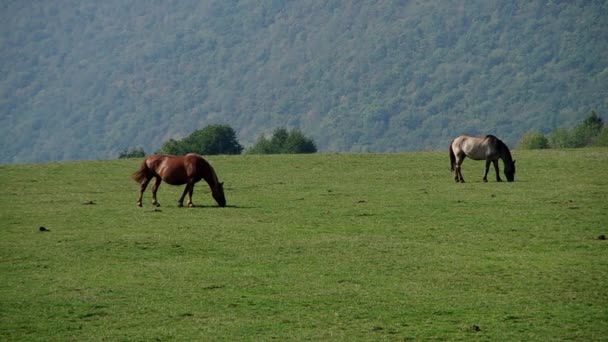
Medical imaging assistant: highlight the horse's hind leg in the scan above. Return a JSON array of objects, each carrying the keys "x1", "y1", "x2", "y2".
[
  {"x1": 186, "y1": 183, "x2": 195, "y2": 207},
  {"x1": 151, "y1": 176, "x2": 162, "y2": 206},
  {"x1": 457, "y1": 167, "x2": 465, "y2": 183},
  {"x1": 455, "y1": 156, "x2": 465, "y2": 183},
  {"x1": 137, "y1": 177, "x2": 152, "y2": 207}
]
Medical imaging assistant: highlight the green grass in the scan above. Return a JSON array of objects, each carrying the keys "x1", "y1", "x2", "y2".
[{"x1": 1, "y1": 149, "x2": 607, "y2": 341}]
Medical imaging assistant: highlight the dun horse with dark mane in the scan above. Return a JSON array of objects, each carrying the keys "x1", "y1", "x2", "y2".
[
  {"x1": 133, "y1": 153, "x2": 226, "y2": 207},
  {"x1": 449, "y1": 135, "x2": 516, "y2": 183}
]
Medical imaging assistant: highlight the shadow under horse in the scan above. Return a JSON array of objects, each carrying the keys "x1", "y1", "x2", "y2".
[
  {"x1": 449, "y1": 135, "x2": 516, "y2": 183},
  {"x1": 133, "y1": 153, "x2": 226, "y2": 207}
]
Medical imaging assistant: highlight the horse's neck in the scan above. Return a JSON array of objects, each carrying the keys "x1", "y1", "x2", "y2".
[
  {"x1": 201, "y1": 164, "x2": 218, "y2": 188},
  {"x1": 499, "y1": 143, "x2": 512, "y2": 162}
]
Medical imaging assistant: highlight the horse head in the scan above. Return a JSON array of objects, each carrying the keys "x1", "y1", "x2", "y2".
[
  {"x1": 212, "y1": 181, "x2": 226, "y2": 207},
  {"x1": 505, "y1": 159, "x2": 516, "y2": 182}
]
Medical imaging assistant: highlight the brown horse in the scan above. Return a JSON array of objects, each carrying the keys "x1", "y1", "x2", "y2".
[
  {"x1": 449, "y1": 135, "x2": 516, "y2": 183},
  {"x1": 133, "y1": 153, "x2": 226, "y2": 207}
]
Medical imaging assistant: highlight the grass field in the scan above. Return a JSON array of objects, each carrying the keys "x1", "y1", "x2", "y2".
[{"x1": 1, "y1": 149, "x2": 607, "y2": 341}]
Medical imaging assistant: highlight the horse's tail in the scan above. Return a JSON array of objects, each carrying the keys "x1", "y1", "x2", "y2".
[
  {"x1": 449, "y1": 140, "x2": 456, "y2": 172},
  {"x1": 132, "y1": 159, "x2": 149, "y2": 183}
]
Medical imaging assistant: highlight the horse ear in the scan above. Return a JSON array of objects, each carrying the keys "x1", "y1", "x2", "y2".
[
  {"x1": 513, "y1": 160, "x2": 516, "y2": 165},
  {"x1": 220, "y1": 182, "x2": 224, "y2": 186}
]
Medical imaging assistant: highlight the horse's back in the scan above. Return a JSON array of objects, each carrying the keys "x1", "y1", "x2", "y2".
[
  {"x1": 452, "y1": 135, "x2": 496, "y2": 160},
  {"x1": 143, "y1": 154, "x2": 187, "y2": 185},
  {"x1": 184, "y1": 153, "x2": 204, "y2": 166},
  {"x1": 144, "y1": 154, "x2": 171, "y2": 169},
  {"x1": 142, "y1": 153, "x2": 213, "y2": 185},
  {"x1": 451, "y1": 135, "x2": 478, "y2": 154}
]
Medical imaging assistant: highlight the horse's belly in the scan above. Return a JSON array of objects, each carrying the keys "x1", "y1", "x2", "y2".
[
  {"x1": 157, "y1": 161, "x2": 188, "y2": 185},
  {"x1": 467, "y1": 153, "x2": 487, "y2": 160},
  {"x1": 464, "y1": 145, "x2": 493, "y2": 160},
  {"x1": 163, "y1": 178, "x2": 187, "y2": 186},
  {"x1": 162, "y1": 171, "x2": 189, "y2": 185}
]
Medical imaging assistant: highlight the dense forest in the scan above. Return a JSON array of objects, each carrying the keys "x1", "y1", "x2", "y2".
[{"x1": 1, "y1": 0, "x2": 607, "y2": 163}]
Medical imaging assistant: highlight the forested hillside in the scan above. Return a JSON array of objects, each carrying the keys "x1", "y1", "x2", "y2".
[{"x1": 1, "y1": 0, "x2": 607, "y2": 163}]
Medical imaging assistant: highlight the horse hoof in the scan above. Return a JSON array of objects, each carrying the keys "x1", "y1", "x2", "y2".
[
  {"x1": 188, "y1": 203, "x2": 194, "y2": 208},
  {"x1": 137, "y1": 203, "x2": 142, "y2": 207}
]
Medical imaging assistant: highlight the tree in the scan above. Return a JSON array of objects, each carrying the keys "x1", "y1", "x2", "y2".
[
  {"x1": 158, "y1": 138, "x2": 188, "y2": 156},
  {"x1": 158, "y1": 124, "x2": 243, "y2": 155},
  {"x1": 270, "y1": 128, "x2": 290, "y2": 153},
  {"x1": 547, "y1": 111, "x2": 604, "y2": 148},
  {"x1": 571, "y1": 111, "x2": 603, "y2": 147},
  {"x1": 118, "y1": 147, "x2": 146, "y2": 159},
  {"x1": 247, "y1": 134, "x2": 273, "y2": 154},
  {"x1": 247, "y1": 128, "x2": 317, "y2": 154},
  {"x1": 582, "y1": 111, "x2": 603, "y2": 132},
  {"x1": 285, "y1": 129, "x2": 317, "y2": 153}
]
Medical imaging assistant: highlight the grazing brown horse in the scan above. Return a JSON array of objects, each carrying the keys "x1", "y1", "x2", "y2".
[
  {"x1": 449, "y1": 135, "x2": 516, "y2": 183},
  {"x1": 133, "y1": 153, "x2": 226, "y2": 207}
]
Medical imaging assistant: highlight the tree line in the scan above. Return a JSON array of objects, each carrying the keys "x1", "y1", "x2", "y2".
[
  {"x1": 119, "y1": 124, "x2": 317, "y2": 158},
  {"x1": 120, "y1": 111, "x2": 604, "y2": 159},
  {"x1": 518, "y1": 111, "x2": 607, "y2": 149}
]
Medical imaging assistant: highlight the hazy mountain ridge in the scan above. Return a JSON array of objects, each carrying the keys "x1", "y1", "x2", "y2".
[{"x1": 1, "y1": 0, "x2": 607, "y2": 163}]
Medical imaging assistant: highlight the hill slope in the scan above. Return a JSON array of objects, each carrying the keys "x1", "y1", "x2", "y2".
[{"x1": 1, "y1": 0, "x2": 607, "y2": 163}]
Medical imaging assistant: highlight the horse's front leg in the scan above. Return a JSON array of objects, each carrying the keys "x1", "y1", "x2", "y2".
[
  {"x1": 151, "y1": 176, "x2": 162, "y2": 206},
  {"x1": 493, "y1": 160, "x2": 502, "y2": 182},
  {"x1": 483, "y1": 160, "x2": 491, "y2": 182},
  {"x1": 137, "y1": 177, "x2": 152, "y2": 207},
  {"x1": 178, "y1": 183, "x2": 194, "y2": 207}
]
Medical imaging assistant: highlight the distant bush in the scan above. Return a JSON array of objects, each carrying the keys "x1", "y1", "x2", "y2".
[
  {"x1": 158, "y1": 124, "x2": 243, "y2": 155},
  {"x1": 593, "y1": 127, "x2": 608, "y2": 147},
  {"x1": 247, "y1": 128, "x2": 317, "y2": 154},
  {"x1": 118, "y1": 147, "x2": 145, "y2": 159},
  {"x1": 546, "y1": 128, "x2": 575, "y2": 149},
  {"x1": 518, "y1": 131, "x2": 549, "y2": 150},
  {"x1": 520, "y1": 111, "x2": 604, "y2": 149}
]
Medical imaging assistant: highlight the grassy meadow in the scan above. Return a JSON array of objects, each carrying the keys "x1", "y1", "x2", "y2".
[{"x1": 1, "y1": 149, "x2": 607, "y2": 341}]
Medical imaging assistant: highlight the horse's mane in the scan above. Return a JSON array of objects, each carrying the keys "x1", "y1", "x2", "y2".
[
  {"x1": 495, "y1": 137, "x2": 513, "y2": 161},
  {"x1": 191, "y1": 153, "x2": 220, "y2": 187},
  {"x1": 207, "y1": 163, "x2": 220, "y2": 186},
  {"x1": 483, "y1": 135, "x2": 512, "y2": 160},
  {"x1": 184, "y1": 153, "x2": 219, "y2": 186}
]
